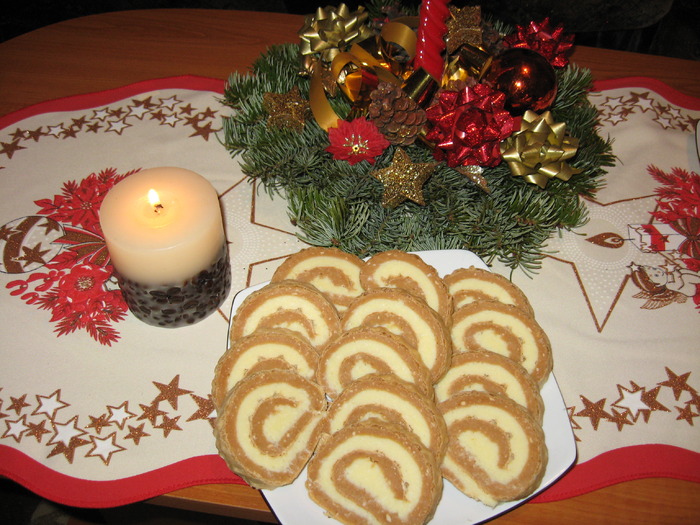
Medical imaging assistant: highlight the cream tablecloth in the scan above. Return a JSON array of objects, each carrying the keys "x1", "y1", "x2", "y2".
[{"x1": 0, "y1": 75, "x2": 698, "y2": 507}]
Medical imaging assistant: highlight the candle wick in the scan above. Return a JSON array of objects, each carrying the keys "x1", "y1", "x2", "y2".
[{"x1": 154, "y1": 203, "x2": 164, "y2": 214}]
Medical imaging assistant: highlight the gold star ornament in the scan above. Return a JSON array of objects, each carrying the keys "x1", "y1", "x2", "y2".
[
  {"x1": 263, "y1": 86, "x2": 311, "y2": 132},
  {"x1": 371, "y1": 148, "x2": 437, "y2": 208},
  {"x1": 445, "y1": 5, "x2": 483, "y2": 55}
]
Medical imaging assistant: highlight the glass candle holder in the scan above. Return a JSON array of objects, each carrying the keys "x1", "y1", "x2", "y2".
[
  {"x1": 115, "y1": 242, "x2": 231, "y2": 327},
  {"x1": 99, "y1": 167, "x2": 231, "y2": 328}
]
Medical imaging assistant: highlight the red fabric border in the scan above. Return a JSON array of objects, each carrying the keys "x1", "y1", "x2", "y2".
[
  {"x1": 0, "y1": 445, "x2": 244, "y2": 508},
  {"x1": 3, "y1": 443, "x2": 698, "y2": 508},
  {"x1": 1, "y1": 74, "x2": 698, "y2": 508},
  {"x1": 592, "y1": 76, "x2": 700, "y2": 109},
  {"x1": 533, "y1": 444, "x2": 700, "y2": 503}
]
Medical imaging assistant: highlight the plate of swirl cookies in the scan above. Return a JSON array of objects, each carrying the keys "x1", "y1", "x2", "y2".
[{"x1": 212, "y1": 248, "x2": 576, "y2": 525}]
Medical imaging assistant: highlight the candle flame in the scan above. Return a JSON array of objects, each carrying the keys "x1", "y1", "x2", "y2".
[
  {"x1": 148, "y1": 188, "x2": 164, "y2": 213},
  {"x1": 147, "y1": 189, "x2": 161, "y2": 207}
]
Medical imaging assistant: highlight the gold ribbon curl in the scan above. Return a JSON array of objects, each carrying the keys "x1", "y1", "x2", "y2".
[
  {"x1": 500, "y1": 110, "x2": 582, "y2": 188},
  {"x1": 309, "y1": 21, "x2": 420, "y2": 130}
]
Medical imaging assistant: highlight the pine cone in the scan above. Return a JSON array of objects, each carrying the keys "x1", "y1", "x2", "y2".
[
  {"x1": 367, "y1": 82, "x2": 427, "y2": 146},
  {"x1": 481, "y1": 21, "x2": 508, "y2": 57}
]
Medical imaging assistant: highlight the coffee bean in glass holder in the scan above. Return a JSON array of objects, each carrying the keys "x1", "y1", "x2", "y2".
[{"x1": 116, "y1": 243, "x2": 231, "y2": 328}]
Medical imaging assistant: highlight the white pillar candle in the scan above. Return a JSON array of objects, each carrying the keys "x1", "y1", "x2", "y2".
[{"x1": 100, "y1": 167, "x2": 225, "y2": 285}]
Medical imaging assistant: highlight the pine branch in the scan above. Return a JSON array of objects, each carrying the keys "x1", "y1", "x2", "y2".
[{"x1": 219, "y1": 37, "x2": 615, "y2": 273}]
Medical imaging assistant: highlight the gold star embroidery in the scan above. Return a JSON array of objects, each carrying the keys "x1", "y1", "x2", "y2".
[
  {"x1": 48, "y1": 415, "x2": 86, "y2": 447},
  {"x1": 86, "y1": 432, "x2": 126, "y2": 466},
  {"x1": 0, "y1": 140, "x2": 26, "y2": 159},
  {"x1": 86, "y1": 413, "x2": 112, "y2": 435},
  {"x1": 152, "y1": 375, "x2": 192, "y2": 410},
  {"x1": 640, "y1": 385, "x2": 670, "y2": 422},
  {"x1": 47, "y1": 436, "x2": 90, "y2": 464},
  {"x1": 3, "y1": 415, "x2": 28, "y2": 443},
  {"x1": 124, "y1": 423, "x2": 150, "y2": 445},
  {"x1": 150, "y1": 109, "x2": 165, "y2": 122},
  {"x1": 137, "y1": 402, "x2": 166, "y2": 426},
  {"x1": 33, "y1": 389, "x2": 69, "y2": 420},
  {"x1": 189, "y1": 122, "x2": 219, "y2": 141},
  {"x1": 70, "y1": 116, "x2": 88, "y2": 130},
  {"x1": 575, "y1": 396, "x2": 612, "y2": 431},
  {"x1": 658, "y1": 367, "x2": 693, "y2": 401},
  {"x1": 106, "y1": 401, "x2": 135, "y2": 430},
  {"x1": 611, "y1": 382, "x2": 647, "y2": 422},
  {"x1": 10, "y1": 128, "x2": 26, "y2": 141},
  {"x1": 156, "y1": 414, "x2": 182, "y2": 438},
  {"x1": 25, "y1": 419, "x2": 52, "y2": 443},
  {"x1": 674, "y1": 404, "x2": 698, "y2": 425},
  {"x1": 686, "y1": 390, "x2": 700, "y2": 411},
  {"x1": 371, "y1": 148, "x2": 436, "y2": 208},
  {"x1": 187, "y1": 394, "x2": 216, "y2": 426},
  {"x1": 608, "y1": 408, "x2": 634, "y2": 431},
  {"x1": 200, "y1": 107, "x2": 217, "y2": 119},
  {"x1": 8, "y1": 394, "x2": 30, "y2": 415},
  {"x1": 263, "y1": 86, "x2": 310, "y2": 132},
  {"x1": 25, "y1": 127, "x2": 45, "y2": 142}
]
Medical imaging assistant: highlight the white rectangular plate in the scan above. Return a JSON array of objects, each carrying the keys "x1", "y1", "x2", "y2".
[{"x1": 228, "y1": 249, "x2": 577, "y2": 525}]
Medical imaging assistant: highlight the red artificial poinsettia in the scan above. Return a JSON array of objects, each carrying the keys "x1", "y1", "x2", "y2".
[
  {"x1": 326, "y1": 118, "x2": 390, "y2": 165},
  {"x1": 503, "y1": 18, "x2": 575, "y2": 68}
]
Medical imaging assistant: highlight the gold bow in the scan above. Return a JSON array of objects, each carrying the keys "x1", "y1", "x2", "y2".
[
  {"x1": 309, "y1": 20, "x2": 419, "y2": 130},
  {"x1": 500, "y1": 110, "x2": 581, "y2": 188},
  {"x1": 298, "y1": 4, "x2": 375, "y2": 64}
]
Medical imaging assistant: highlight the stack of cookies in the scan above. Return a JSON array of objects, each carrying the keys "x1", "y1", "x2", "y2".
[{"x1": 212, "y1": 247, "x2": 552, "y2": 524}]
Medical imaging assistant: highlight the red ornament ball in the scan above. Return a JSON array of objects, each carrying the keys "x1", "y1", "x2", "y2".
[{"x1": 485, "y1": 48, "x2": 557, "y2": 114}]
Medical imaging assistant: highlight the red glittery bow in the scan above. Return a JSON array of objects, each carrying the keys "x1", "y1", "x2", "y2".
[
  {"x1": 425, "y1": 83, "x2": 516, "y2": 167},
  {"x1": 503, "y1": 18, "x2": 575, "y2": 68}
]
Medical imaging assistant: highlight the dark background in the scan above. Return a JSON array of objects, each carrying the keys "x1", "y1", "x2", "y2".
[{"x1": 1, "y1": 0, "x2": 699, "y2": 59}]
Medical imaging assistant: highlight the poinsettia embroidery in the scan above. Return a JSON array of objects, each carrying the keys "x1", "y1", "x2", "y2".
[
  {"x1": 627, "y1": 166, "x2": 700, "y2": 311},
  {"x1": 5, "y1": 168, "x2": 138, "y2": 345}
]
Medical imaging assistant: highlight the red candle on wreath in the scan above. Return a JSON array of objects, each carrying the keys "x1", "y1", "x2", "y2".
[{"x1": 414, "y1": 0, "x2": 451, "y2": 80}]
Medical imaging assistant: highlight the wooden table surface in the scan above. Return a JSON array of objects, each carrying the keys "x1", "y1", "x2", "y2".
[{"x1": 1, "y1": 8, "x2": 699, "y2": 524}]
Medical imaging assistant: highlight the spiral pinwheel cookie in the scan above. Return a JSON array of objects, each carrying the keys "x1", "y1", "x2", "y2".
[
  {"x1": 361, "y1": 250, "x2": 453, "y2": 321},
  {"x1": 326, "y1": 374, "x2": 448, "y2": 460},
  {"x1": 306, "y1": 420, "x2": 442, "y2": 525},
  {"x1": 450, "y1": 300, "x2": 552, "y2": 386},
  {"x1": 434, "y1": 350, "x2": 544, "y2": 423},
  {"x1": 212, "y1": 328, "x2": 319, "y2": 409},
  {"x1": 444, "y1": 267, "x2": 534, "y2": 316},
  {"x1": 316, "y1": 326, "x2": 433, "y2": 400},
  {"x1": 229, "y1": 280, "x2": 341, "y2": 348},
  {"x1": 439, "y1": 391, "x2": 547, "y2": 507},
  {"x1": 342, "y1": 288, "x2": 451, "y2": 382},
  {"x1": 214, "y1": 369, "x2": 327, "y2": 490},
  {"x1": 271, "y1": 247, "x2": 365, "y2": 314}
]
